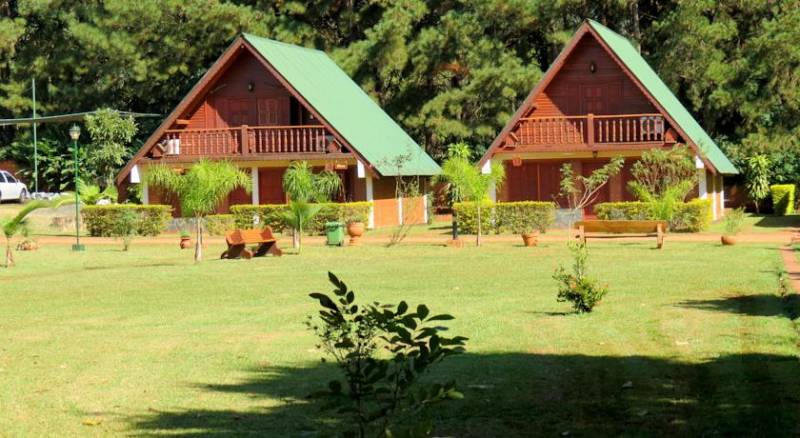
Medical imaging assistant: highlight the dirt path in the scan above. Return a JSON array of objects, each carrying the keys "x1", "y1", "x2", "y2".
[{"x1": 780, "y1": 246, "x2": 800, "y2": 293}]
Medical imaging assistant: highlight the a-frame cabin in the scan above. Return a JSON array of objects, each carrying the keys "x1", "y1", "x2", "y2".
[
  {"x1": 116, "y1": 34, "x2": 440, "y2": 227},
  {"x1": 479, "y1": 19, "x2": 737, "y2": 219}
]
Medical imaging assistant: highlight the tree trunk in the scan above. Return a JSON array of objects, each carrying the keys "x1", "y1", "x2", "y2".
[
  {"x1": 476, "y1": 204, "x2": 482, "y2": 247},
  {"x1": 292, "y1": 228, "x2": 299, "y2": 249},
  {"x1": 297, "y1": 223, "x2": 303, "y2": 255},
  {"x1": 5, "y1": 239, "x2": 13, "y2": 268},
  {"x1": 194, "y1": 216, "x2": 203, "y2": 262}
]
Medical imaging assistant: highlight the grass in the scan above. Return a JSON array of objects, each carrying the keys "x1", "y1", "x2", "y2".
[{"x1": 1, "y1": 238, "x2": 799, "y2": 436}]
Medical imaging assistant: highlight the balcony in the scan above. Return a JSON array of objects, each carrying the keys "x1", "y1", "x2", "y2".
[
  {"x1": 157, "y1": 125, "x2": 337, "y2": 158},
  {"x1": 509, "y1": 113, "x2": 670, "y2": 149}
]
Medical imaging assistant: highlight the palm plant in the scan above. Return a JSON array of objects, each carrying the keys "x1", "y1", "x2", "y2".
[
  {"x1": 282, "y1": 161, "x2": 341, "y2": 251},
  {"x1": 145, "y1": 159, "x2": 250, "y2": 262},
  {"x1": 2, "y1": 195, "x2": 73, "y2": 267},
  {"x1": 77, "y1": 178, "x2": 118, "y2": 205},
  {"x1": 436, "y1": 151, "x2": 505, "y2": 247}
]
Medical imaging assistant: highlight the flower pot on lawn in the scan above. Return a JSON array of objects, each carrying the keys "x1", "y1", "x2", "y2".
[
  {"x1": 521, "y1": 232, "x2": 539, "y2": 247},
  {"x1": 347, "y1": 221, "x2": 365, "y2": 245},
  {"x1": 180, "y1": 236, "x2": 192, "y2": 249},
  {"x1": 721, "y1": 235, "x2": 736, "y2": 246}
]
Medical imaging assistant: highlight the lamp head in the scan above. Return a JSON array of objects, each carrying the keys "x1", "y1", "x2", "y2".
[{"x1": 69, "y1": 124, "x2": 81, "y2": 141}]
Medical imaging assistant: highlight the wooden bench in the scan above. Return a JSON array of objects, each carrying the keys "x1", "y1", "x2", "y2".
[
  {"x1": 221, "y1": 227, "x2": 282, "y2": 259},
  {"x1": 573, "y1": 220, "x2": 667, "y2": 249}
]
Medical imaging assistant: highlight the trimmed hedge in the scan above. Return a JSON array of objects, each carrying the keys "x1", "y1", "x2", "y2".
[
  {"x1": 594, "y1": 199, "x2": 712, "y2": 232},
  {"x1": 230, "y1": 202, "x2": 372, "y2": 234},
  {"x1": 82, "y1": 204, "x2": 172, "y2": 237},
  {"x1": 205, "y1": 214, "x2": 235, "y2": 236},
  {"x1": 770, "y1": 184, "x2": 795, "y2": 216},
  {"x1": 452, "y1": 201, "x2": 557, "y2": 234}
]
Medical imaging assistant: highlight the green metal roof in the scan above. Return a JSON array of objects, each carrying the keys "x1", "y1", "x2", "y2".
[
  {"x1": 587, "y1": 20, "x2": 738, "y2": 174},
  {"x1": 243, "y1": 34, "x2": 440, "y2": 176}
]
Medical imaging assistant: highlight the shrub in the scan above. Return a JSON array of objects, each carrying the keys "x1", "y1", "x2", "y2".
[
  {"x1": 204, "y1": 214, "x2": 235, "y2": 236},
  {"x1": 306, "y1": 272, "x2": 466, "y2": 436},
  {"x1": 594, "y1": 199, "x2": 712, "y2": 232},
  {"x1": 495, "y1": 201, "x2": 557, "y2": 234},
  {"x1": 230, "y1": 202, "x2": 373, "y2": 234},
  {"x1": 770, "y1": 184, "x2": 795, "y2": 216},
  {"x1": 109, "y1": 209, "x2": 139, "y2": 251},
  {"x1": 724, "y1": 207, "x2": 745, "y2": 235},
  {"x1": 553, "y1": 242, "x2": 608, "y2": 313},
  {"x1": 452, "y1": 201, "x2": 497, "y2": 234},
  {"x1": 82, "y1": 205, "x2": 172, "y2": 237}
]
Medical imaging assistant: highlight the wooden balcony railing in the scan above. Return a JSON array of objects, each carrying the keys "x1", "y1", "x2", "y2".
[
  {"x1": 512, "y1": 113, "x2": 666, "y2": 147},
  {"x1": 159, "y1": 125, "x2": 332, "y2": 157}
]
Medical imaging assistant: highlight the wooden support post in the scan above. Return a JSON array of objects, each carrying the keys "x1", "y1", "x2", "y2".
[
  {"x1": 241, "y1": 125, "x2": 250, "y2": 155},
  {"x1": 587, "y1": 113, "x2": 595, "y2": 147}
]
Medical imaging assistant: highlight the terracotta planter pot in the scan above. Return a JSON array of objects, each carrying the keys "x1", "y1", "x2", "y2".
[
  {"x1": 721, "y1": 235, "x2": 736, "y2": 246},
  {"x1": 521, "y1": 232, "x2": 539, "y2": 247},
  {"x1": 347, "y1": 222, "x2": 365, "y2": 245},
  {"x1": 180, "y1": 237, "x2": 192, "y2": 249}
]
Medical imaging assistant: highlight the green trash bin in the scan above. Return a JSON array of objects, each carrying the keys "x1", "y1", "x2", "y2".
[{"x1": 325, "y1": 221, "x2": 345, "y2": 246}]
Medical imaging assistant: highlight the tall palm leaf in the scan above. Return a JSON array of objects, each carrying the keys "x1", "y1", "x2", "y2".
[
  {"x1": 2, "y1": 195, "x2": 74, "y2": 267},
  {"x1": 145, "y1": 159, "x2": 251, "y2": 261},
  {"x1": 281, "y1": 201, "x2": 322, "y2": 254}
]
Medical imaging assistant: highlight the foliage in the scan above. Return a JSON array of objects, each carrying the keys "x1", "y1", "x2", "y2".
[
  {"x1": 629, "y1": 180, "x2": 697, "y2": 223},
  {"x1": 204, "y1": 214, "x2": 235, "y2": 236},
  {"x1": 282, "y1": 161, "x2": 341, "y2": 203},
  {"x1": 77, "y1": 178, "x2": 118, "y2": 205},
  {"x1": 451, "y1": 201, "x2": 556, "y2": 235},
  {"x1": 594, "y1": 200, "x2": 713, "y2": 232},
  {"x1": 436, "y1": 152, "x2": 505, "y2": 246},
  {"x1": 0, "y1": 137, "x2": 84, "y2": 192},
  {"x1": 144, "y1": 159, "x2": 250, "y2": 261},
  {"x1": 744, "y1": 154, "x2": 770, "y2": 213},
  {"x1": 1, "y1": 195, "x2": 73, "y2": 267},
  {"x1": 306, "y1": 272, "x2": 466, "y2": 437},
  {"x1": 628, "y1": 145, "x2": 697, "y2": 199},
  {"x1": 85, "y1": 108, "x2": 138, "y2": 188},
  {"x1": 559, "y1": 157, "x2": 624, "y2": 225},
  {"x1": 109, "y1": 208, "x2": 139, "y2": 251},
  {"x1": 81, "y1": 204, "x2": 172, "y2": 237},
  {"x1": 230, "y1": 202, "x2": 372, "y2": 235},
  {"x1": 281, "y1": 201, "x2": 322, "y2": 254},
  {"x1": 553, "y1": 241, "x2": 608, "y2": 313},
  {"x1": 724, "y1": 208, "x2": 745, "y2": 236},
  {"x1": 770, "y1": 184, "x2": 795, "y2": 216}
]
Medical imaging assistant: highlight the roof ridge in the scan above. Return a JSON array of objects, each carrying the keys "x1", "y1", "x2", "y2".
[{"x1": 242, "y1": 33, "x2": 324, "y2": 54}]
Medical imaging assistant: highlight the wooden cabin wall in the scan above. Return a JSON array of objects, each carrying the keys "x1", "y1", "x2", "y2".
[
  {"x1": 178, "y1": 51, "x2": 319, "y2": 130},
  {"x1": 530, "y1": 35, "x2": 657, "y2": 117}
]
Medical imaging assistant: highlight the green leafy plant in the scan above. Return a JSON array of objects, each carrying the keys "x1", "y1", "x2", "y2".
[
  {"x1": 744, "y1": 154, "x2": 770, "y2": 213},
  {"x1": 2, "y1": 195, "x2": 73, "y2": 267},
  {"x1": 145, "y1": 159, "x2": 250, "y2": 261},
  {"x1": 496, "y1": 201, "x2": 556, "y2": 234},
  {"x1": 559, "y1": 157, "x2": 624, "y2": 227},
  {"x1": 724, "y1": 208, "x2": 746, "y2": 236},
  {"x1": 282, "y1": 161, "x2": 342, "y2": 250},
  {"x1": 281, "y1": 201, "x2": 322, "y2": 254},
  {"x1": 770, "y1": 184, "x2": 795, "y2": 216},
  {"x1": 77, "y1": 178, "x2": 118, "y2": 205},
  {"x1": 85, "y1": 108, "x2": 138, "y2": 188},
  {"x1": 628, "y1": 145, "x2": 697, "y2": 198},
  {"x1": 109, "y1": 208, "x2": 139, "y2": 251},
  {"x1": 553, "y1": 241, "x2": 608, "y2": 313},
  {"x1": 435, "y1": 149, "x2": 505, "y2": 246},
  {"x1": 594, "y1": 199, "x2": 713, "y2": 232},
  {"x1": 82, "y1": 205, "x2": 171, "y2": 237},
  {"x1": 306, "y1": 272, "x2": 467, "y2": 437}
]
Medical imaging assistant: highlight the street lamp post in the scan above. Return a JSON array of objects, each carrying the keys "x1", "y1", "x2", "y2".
[{"x1": 69, "y1": 124, "x2": 85, "y2": 252}]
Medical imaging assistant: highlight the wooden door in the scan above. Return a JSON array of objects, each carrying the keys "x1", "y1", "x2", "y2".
[
  {"x1": 225, "y1": 98, "x2": 256, "y2": 126},
  {"x1": 581, "y1": 85, "x2": 605, "y2": 114},
  {"x1": 538, "y1": 161, "x2": 563, "y2": 206},
  {"x1": 258, "y1": 168, "x2": 286, "y2": 204},
  {"x1": 258, "y1": 97, "x2": 291, "y2": 126}
]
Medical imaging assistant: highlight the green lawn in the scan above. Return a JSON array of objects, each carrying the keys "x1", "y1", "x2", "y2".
[{"x1": 1, "y1": 239, "x2": 799, "y2": 436}]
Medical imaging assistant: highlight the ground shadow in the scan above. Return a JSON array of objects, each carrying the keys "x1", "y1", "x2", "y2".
[
  {"x1": 678, "y1": 293, "x2": 800, "y2": 319},
  {"x1": 754, "y1": 215, "x2": 800, "y2": 229},
  {"x1": 128, "y1": 351, "x2": 800, "y2": 437}
]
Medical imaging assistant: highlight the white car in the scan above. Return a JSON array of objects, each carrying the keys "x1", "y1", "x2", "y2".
[{"x1": 0, "y1": 170, "x2": 29, "y2": 203}]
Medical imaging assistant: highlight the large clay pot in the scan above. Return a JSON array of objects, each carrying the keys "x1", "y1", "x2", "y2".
[
  {"x1": 721, "y1": 235, "x2": 736, "y2": 246},
  {"x1": 180, "y1": 236, "x2": 192, "y2": 249},
  {"x1": 347, "y1": 222, "x2": 365, "y2": 246},
  {"x1": 521, "y1": 232, "x2": 539, "y2": 247}
]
